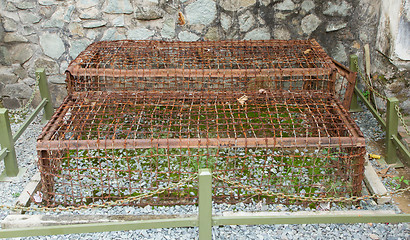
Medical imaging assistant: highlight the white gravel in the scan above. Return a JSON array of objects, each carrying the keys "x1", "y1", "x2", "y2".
[{"x1": 0, "y1": 109, "x2": 409, "y2": 239}]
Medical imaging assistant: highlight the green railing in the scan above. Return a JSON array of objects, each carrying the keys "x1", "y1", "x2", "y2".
[
  {"x1": 0, "y1": 169, "x2": 409, "y2": 239},
  {"x1": 349, "y1": 55, "x2": 410, "y2": 167},
  {"x1": 0, "y1": 68, "x2": 54, "y2": 180}
]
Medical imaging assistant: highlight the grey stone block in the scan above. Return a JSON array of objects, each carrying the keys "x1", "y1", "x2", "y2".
[
  {"x1": 185, "y1": 0, "x2": 217, "y2": 25},
  {"x1": 38, "y1": 0, "x2": 58, "y2": 6},
  {"x1": 0, "y1": 67, "x2": 18, "y2": 84},
  {"x1": 39, "y1": 33, "x2": 65, "y2": 59},
  {"x1": 2, "y1": 83, "x2": 33, "y2": 99},
  {"x1": 2, "y1": 97, "x2": 20, "y2": 109},
  {"x1": 2, "y1": 17, "x2": 18, "y2": 32},
  {"x1": 161, "y1": 18, "x2": 175, "y2": 39},
  {"x1": 220, "y1": 0, "x2": 256, "y2": 11},
  {"x1": 3, "y1": 32, "x2": 29, "y2": 43},
  {"x1": 69, "y1": 39, "x2": 92, "y2": 59},
  {"x1": 0, "y1": 46, "x2": 11, "y2": 66},
  {"x1": 9, "y1": 43, "x2": 34, "y2": 64},
  {"x1": 49, "y1": 83, "x2": 68, "y2": 108},
  {"x1": 34, "y1": 57, "x2": 60, "y2": 75},
  {"x1": 127, "y1": 28, "x2": 155, "y2": 40},
  {"x1": 15, "y1": 2, "x2": 36, "y2": 10},
  {"x1": 323, "y1": 1, "x2": 352, "y2": 17},
  {"x1": 103, "y1": 0, "x2": 133, "y2": 14},
  {"x1": 275, "y1": 0, "x2": 296, "y2": 11},
  {"x1": 102, "y1": 28, "x2": 126, "y2": 41},
  {"x1": 178, "y1": 31, "x2": 200, "y2": 41},
  {"x1": 48, "y1": 75, "x2": 66, "y2": 84},
  {"x1": 76, "y1": 0, "x2": 100, "y2": 9},
  {"x1": 301, "y1": 14, "x2": 321, "y2": 35},
  {"x1": 326, "y1": 22, "x2": 348, "y2": 32},
  {"x1": 83, "y1": 20, "x2": 107, "y2": 29},
  {"x1": 134, "y1": 7, "x2": 164, "y2": 20},
  {"x1": 239, "y1": 11, "x2": 255, "y2": 32},
  {"x1": 19, "y1": 11, "x2": 42, "y2": 24},
  {"x1": 244, "y1": 28, "x2": 270, "y2": 40}
]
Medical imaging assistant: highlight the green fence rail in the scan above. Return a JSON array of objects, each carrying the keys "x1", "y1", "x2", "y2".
[
  {"x1": 0, "y1": 169, "x2": 409, "y2": 239},
  {"x1": 349, "y1": 55, "x2": 410, "y2": 166},
  {"x1": 0, "y1": 68, "x2": 53, "y2": 180}
]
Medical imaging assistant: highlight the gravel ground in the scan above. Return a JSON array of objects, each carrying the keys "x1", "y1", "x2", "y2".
[
  {"x1": 0, "y1": 108, "x2": 409, "y2": 239},
  {"x1": 350, "y1": 105, "x2": 402, "y2": 192}
]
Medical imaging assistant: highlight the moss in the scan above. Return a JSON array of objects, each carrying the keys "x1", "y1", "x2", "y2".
[{"x1": 56, "y1": 146, "x2": 356, "y2": 207}]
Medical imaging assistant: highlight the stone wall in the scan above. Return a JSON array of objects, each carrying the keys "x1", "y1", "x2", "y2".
[{"x1": 0, "y1": 0, "x2": 408, "y2": 112}]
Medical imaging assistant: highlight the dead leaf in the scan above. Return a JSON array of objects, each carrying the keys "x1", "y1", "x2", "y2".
[
  {"x1": 303, "y1": 49, "x2": 312, "y2": 54},
  {"x1": 178, "y1": 12, "x2": 185, "y2": 25},
  {"x1": 376, "y1": 165, "x2": 393, "y2": 178},
  {"x1": 377, "y1": 168, "x2": 389, "y2": 176},
  {"x1": 258, "y1": 88, "x2": 267, "y2": 94},
  {"x1": 237, "y1": 95, "x2": 248, "y2": 105},
  {"x1": 383, "y1": 174, "x2": 395, "y2": 178}
]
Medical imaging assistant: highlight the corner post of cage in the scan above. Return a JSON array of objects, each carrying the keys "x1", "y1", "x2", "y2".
[
  {"x1": 36, "y1": 68, "x2": 54, "y2": 122},
  {"x1": 0, "y1": 108, "x2": 19, "y2": 178},
  {"x1": 349, "y1": 55, "x2": 363, "y2": 112},
  {"x1": 386, "y1": 97, "x2": 402, "y2": 166},
  {"x1": 198, "y1": 168, "x2": 212, "y2": 240}
]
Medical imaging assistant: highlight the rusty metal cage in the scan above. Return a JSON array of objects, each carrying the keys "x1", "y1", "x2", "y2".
[{"x1": 37, "y1": 40, "x2": 365, "y2": 207}]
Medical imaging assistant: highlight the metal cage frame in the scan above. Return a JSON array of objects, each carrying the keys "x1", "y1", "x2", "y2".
[{"x1": 37, "y1": 39, "x2": 365, "y2": 207}]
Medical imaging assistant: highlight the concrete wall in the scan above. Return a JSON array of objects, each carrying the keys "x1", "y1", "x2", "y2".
[
  {"x1": 373, "y1": 0, "x2": 410, "y2": 112},
  {"x1": 376, "y1": 0, "x2": 410, "y2": 67},
  {"x1": 0, "y1": 0, "x2": 408, "y2": 112}
]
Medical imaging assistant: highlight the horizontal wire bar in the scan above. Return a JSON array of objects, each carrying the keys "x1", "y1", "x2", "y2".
[
  {"x1": 68, "y1": 67, "x2": 332, "y2": 78},
  {"x1": 37, "y1": 136, "x2": 366, "y2": 150}
]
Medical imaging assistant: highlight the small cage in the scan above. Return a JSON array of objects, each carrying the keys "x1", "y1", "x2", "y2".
[{"x1": 37, "y1": 40, "x2": 365, "y2": 207}]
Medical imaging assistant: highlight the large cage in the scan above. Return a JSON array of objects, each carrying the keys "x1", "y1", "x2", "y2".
[{"x1": 37, "y1": 40, "x2": 365, "y2": 207}]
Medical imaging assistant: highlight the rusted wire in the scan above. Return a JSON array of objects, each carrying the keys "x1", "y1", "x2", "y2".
[{"x1": 38, "y1": 39, "x2": 365, "y2": 207}]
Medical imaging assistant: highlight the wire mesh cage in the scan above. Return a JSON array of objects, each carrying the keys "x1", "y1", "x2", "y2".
[{"x1": 37, "y1": 40, "x2": 365, "y2": 207}]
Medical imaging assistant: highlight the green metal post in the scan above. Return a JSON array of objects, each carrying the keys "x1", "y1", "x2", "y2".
[
  {"x1": 198, "y1": 169, "x2": 212, "y2": 240},
  {"x1": 349, "y1": 55, "x2": 363, "y2": 112},
  {"x1": 36, "y1": 68, "x2": 54, "y2": 122},
  {"x1": 386, "y1": 97, "x2": 403, "y2": 166},
  {"x1": 0, "y1": 109, "x2": 19, "y2": 177}
]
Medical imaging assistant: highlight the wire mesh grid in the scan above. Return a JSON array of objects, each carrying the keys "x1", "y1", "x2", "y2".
[{"x1": 37, "y1": 39, "x2": 365, "y2": 207}]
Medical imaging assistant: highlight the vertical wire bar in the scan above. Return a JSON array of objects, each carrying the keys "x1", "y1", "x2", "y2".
[
  {"x1": 0, "y1": 109, "x2": 19, "y2": 177},
  {"x1": 36, "y1": 68, "x2": 54, "y2": 121},
  {"x1": 386, "y1": 97, "x2": 400, "y2": 165},
  {"x1": 38, "y1": 150, "x2": 50, "y2": 205},
  {"x1": 198, "y1": 168, "x2": 212, "y2": 240},
  {"x1": 348, "y1": 55, "x2": 363, "y2": 112}
]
